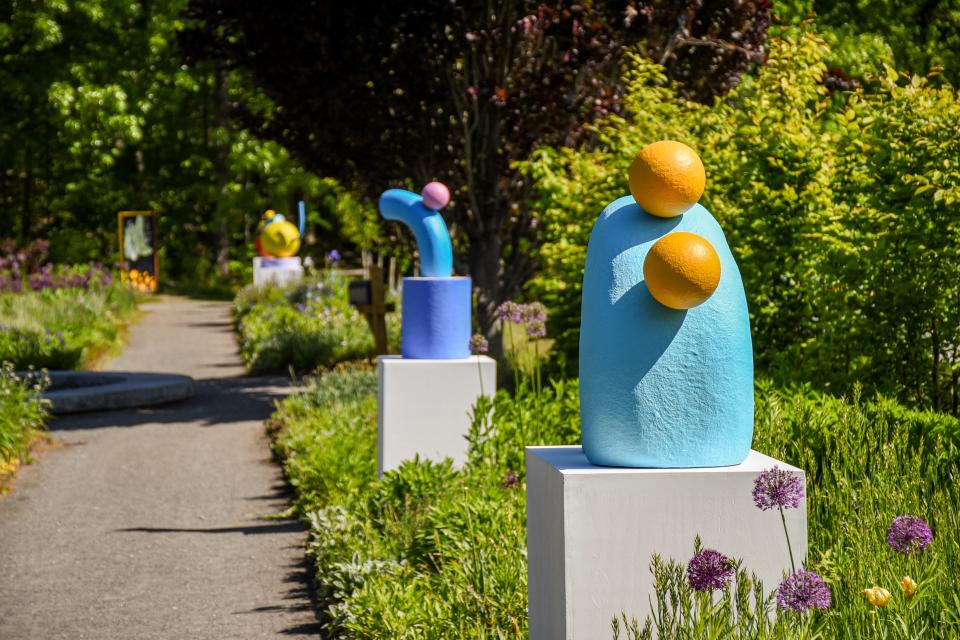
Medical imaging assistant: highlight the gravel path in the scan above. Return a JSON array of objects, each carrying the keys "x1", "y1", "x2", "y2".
[{"x1": 0, "y1": 296, "x2": 320, "y2": 639}]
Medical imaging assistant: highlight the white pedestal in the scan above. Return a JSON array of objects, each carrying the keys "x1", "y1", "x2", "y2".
[
  {"x1": 253, "y1": 256, "x2": 303, "y2": 287},
  {"x1": 377, "y1": 355, "x2": 496, "y2": 476},
  {"x1": 526, "y1": 446, "x2": 807, "y2": 640}
]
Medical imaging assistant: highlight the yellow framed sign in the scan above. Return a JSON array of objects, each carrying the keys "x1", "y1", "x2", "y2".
[{"x1": 118, "y1": 211, "x2": 159, "y2": 293}]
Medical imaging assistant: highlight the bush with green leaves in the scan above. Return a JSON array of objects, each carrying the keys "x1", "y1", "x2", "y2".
[
  {"x1": 233, "y1": 273, "x2": 399, "y2": 372},
  {"x1": 269, "y1": 364, "x2": 960, "y2": 639},
  {"x1": 0, "y1": 365, "x2": 49, "y2": 475},
  {"x1": 0, "y1": 281, "x2": 137, "y2": 369},
  {"x1": 521, "y1": 29, "x2": 960, "y2": 413}
]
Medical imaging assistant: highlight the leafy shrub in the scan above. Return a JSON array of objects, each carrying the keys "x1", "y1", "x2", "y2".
[
  {"x1": 233, "y1": 274, "x2": 399, "y2": 372},
  {"x1": 0, "y1": 365, "x2": 48, "y2": 476},
  {"x1": 0, "y1": 281, "x2": 136, "y2": 369},
  {"x1": 522, "y1": 29, "x2": 960, "y2": 413},
  {"x1": 0, "y1": 325, "x2": 81, "y2": 370},
  {"x1": 270, "y1": 366, "x2": 960, "y2": 638}
]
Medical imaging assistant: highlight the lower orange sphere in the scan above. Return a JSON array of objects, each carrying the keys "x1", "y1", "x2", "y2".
[{"x1": 644, "y1": 232, "x2": 721, "y2": 310}]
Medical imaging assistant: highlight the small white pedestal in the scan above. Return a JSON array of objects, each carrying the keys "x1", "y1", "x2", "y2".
[
  {"x1": 377, "y1": 355, "x2": 496, "y2": 476},
  {"x1": 253, "y1": 256, "x2": 303, "y2": 287},
  {"x1": 526, "y1": 446, "x2": 807, "y2": 640}
]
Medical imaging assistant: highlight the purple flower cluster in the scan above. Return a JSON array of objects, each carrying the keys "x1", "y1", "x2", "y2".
[
  {"x1": 495, "y1": 301, "x2": 523, "y2": 323},
  {"x1": 686, "y1": 549, "x2": 735, "y2": 592},
  {"x1": 496, "y1": 300, "x2": 549, "y2": 339},
  {"x1": 1, "y1": 240, "x2": 112, "y2": 293},
  {"x1": 469, "y1": 333, "x2": 489, "y2": 354},
  {"x1": 752, "y1": 466, "x2": 805, "y2": 511},
  {"x1": 887, "y1": 515, "x2": 933, "y2": 554},
  {"x1": 776, "y1": 570, "x2": 832, "y2": 612}
]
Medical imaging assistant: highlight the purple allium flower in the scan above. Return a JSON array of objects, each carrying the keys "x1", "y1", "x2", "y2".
[
  {"x1": 753, "y1": 467, "x2": 804, "y2": 511},
  {"x1": 777, "y1": 570, "x2": 832, "y2": 612},
  {"x1": 887, "y1": 515, "x2": 933, "y2": 554},
  {"x1": 495, "y1": 301, "x2": 523, "y2": 323},
  {"x1": 326, "y1": 249, "x2": 341, "y2": 263},
  {"x1": 526, "y1": 319, "x2": 547, "y2": 339},
  {"x1": 520, "y1": 301, "x2": 548, "y2": 324},
  {"x1": 469, "y1": 333, "x2": 489, "y2": 354},
  {"x1": 686, "y1": 549, "x2": 735, "y2": 592}
]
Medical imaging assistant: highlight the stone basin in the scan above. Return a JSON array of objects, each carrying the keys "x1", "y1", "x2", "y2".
[{"x1": 38, "y1": 371, "x2": 195, "y2": 414}]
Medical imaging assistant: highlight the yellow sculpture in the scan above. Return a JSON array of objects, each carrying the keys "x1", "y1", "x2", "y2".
[{"x1": 255, "y1": 207, "x2": 303, "y2": 258}]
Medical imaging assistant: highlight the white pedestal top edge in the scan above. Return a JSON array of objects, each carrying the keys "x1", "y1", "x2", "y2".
[{"x1": 526, "y1": 445, "x2": 802, "y2": 475}]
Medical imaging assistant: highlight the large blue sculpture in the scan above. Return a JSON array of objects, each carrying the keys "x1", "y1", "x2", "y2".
[
  {"x1": 378, "y1": 182, "x2": 470, "y2": 359},
  {"x1": 579, "y1": 141, "x2": 754, "y2": 468}
]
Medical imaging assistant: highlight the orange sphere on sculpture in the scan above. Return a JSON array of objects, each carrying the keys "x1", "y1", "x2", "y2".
[
  {"x1": 628, "y1": 140, "x2": 705, "y2": 218},
  {"x1": 644, "y1": 232, "x2": 721, "y2": 310}
]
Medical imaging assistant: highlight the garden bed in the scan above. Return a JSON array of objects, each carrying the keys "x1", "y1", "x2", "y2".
[
  {"x1": 0, "y1": 367, "x2": 50, "y2": 492},
  {"x1": 0, "y1": 265, "x2": 137, "y2": 370},
  {"x1": 232, "y1": 273, "x2": 399, "y2": 373},
  {"x1": 268, "y1": 366, "x2": 960, "y2": 638}
]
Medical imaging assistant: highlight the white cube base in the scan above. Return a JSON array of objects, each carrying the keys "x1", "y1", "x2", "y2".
[
  {"x1": 252, "y1": 256, "x2": 303, "y2": 287},
  {"x1": 377, "y1": 355, "x2": 496, "y2": 476},
  {"x1": 526, "y1": 446, "x2": 807, "y2": 639}
]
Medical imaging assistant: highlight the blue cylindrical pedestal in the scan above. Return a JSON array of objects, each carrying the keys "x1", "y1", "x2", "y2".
[{"x1": 401, "y1": 277, "x2": 471, "y2": 359}]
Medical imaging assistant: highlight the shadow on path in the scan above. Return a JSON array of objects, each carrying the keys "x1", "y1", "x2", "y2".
[
  {"x1": 50, "y1": 376, "x2": 292, "y2": 431},
  {"x1": 117, "y1": 521, "x2": 304, "y2": 535},
  {"x1": 235, "y1": 556, "x2": 326, "y2": 636}
]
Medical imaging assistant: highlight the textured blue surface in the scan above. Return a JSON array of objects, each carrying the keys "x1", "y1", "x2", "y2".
[
  {"x1": 379, "y1": 189, "x2": 453, "y2": 277},
  {"x1": 401, "y1": 277, "x2": 471, "y2": 359},
  {"x1": 579, "y1": 196, "x2": 754, "y2": 468}
]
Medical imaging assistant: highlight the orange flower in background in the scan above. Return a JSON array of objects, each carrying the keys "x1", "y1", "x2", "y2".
[
  {"x1": 900, "y1": 576, "x2": 918, "y2": 597},
  {"x1": 864, "y1": 586, "x2": 892, "y2": 607}
]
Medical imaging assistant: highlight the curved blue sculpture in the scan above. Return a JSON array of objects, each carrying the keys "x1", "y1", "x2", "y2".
[
  {"x1": 378, "y1": 188, "x2": 453, "y2": 278},
  {"x1": 378, "y1": 182, "x2": 471, "y2": 359}
]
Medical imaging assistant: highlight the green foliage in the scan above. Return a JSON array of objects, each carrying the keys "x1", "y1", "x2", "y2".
[
  {"x1": 0, "y1": 366, "x2": 48, "y2": 473},
  {"x1": 0, "y1": 325, "x2": 81, "y2": 370},
  {"x1": 270, "y1": 365, "x2": 960, "y2": 638},
  {"x1": 0, "y1": 283, "x2": 136, "y2": 369},
  {"x1": 802, "y1": 0, "x2": 960, "y2": 85},
  {"x1": 522, "y1": 30, "x2": 960, "y2": 412},
  {"x1": 233, "y1": 274, "x2": 398, "y2": 373},
  {"x1": 0, "y1": 0, "x2": 375, "y2": 289}
]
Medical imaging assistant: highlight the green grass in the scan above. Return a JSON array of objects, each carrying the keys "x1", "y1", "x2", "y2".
[
  {"x1": 0, "y1": 283, "x2": 137, "y2": 369},
  {"x1": 0, "y1": 365, "x2": 49, "y2": 483},
  {"x1": 233, "y1": 274, "x2": 399, "y2": 373},
  {"x1": 269, "y1": 368, "x2": 960, "y2": 639}
]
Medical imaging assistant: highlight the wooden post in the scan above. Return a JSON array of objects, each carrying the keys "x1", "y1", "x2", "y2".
[
  {"x1": 349, "y1": 265, "x2": 395, "y2": 354},
  {"x1": 367, "y1": 265, "x2": 389, "y2": 354}
]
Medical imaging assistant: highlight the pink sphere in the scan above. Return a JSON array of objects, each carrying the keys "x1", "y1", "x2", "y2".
[{"x1": 421, "y1": 182, "x2": 450, "y2": 210}]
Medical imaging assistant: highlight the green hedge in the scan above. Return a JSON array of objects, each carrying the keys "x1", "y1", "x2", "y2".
[
  {"x1": 0, "y1": 283, "x2": 137, "y2": 370},
  {"x1": 233, "y1": 274, "x2": 399, "y2": 373},
  {"x1": 270, "y1": 368, "x2": 960, "y2": 638}
]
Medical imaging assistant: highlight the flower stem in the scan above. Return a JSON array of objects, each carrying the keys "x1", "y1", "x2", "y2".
[
  {"x1": 476, "y1": 355, "x2": 484, "y2": 398},
  {"x1": 780, "y1": 505, "x2": 796, "y2": 573}
]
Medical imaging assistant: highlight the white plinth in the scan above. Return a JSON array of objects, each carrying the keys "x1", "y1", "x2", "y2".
[
  {"x1": 526, "y1": 446, "x2": 807, "y2": 639},
  {"x1": 377, "y1": 355, "x2": 496, "y2": 476},
  {"x1": 253, "y1": 256, "x2": 303, "y2": 287}
]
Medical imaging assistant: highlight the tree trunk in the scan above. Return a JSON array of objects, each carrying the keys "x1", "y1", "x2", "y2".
[
  {"x1": 20, "y1": 143, "x2": 32, "y2": 243},
  {"x1": 213, "y1": 63, "x2": 231, "y2": 277},
  {"x1": 469, "y1": 229, "x2": 502, "y2": 341}
]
